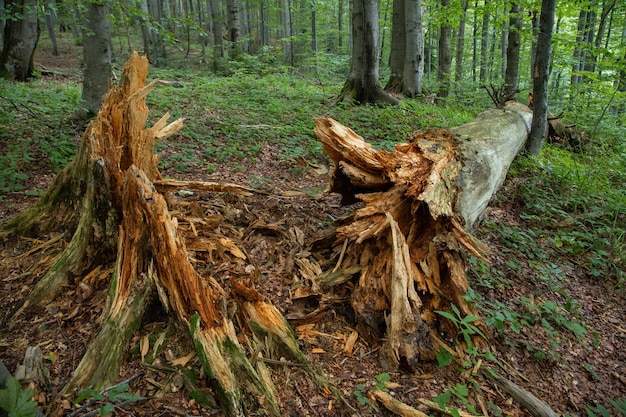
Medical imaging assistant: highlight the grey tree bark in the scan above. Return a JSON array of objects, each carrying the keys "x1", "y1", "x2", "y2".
[
  {"x1": 402, "y1": 0, "x2": 423, "y2": 97},
  {"x1": 226, "y1": 0, "x2": 241, "y2": 56},
  {"x1": 81, "y1": 0, "x2": 112, "y2": 115},
  {"x1": 479, "y1": 0, "x2": 490, "y2": 83},
  {"x1": 504, "y1": 0, "x2": 522, "y2": 97},
  {"x1": 437, "y1": 0, "x2": 452, "y2": 98},
  {"x1": 280, "y1": 0, "x2": 293, "y2": 65},
  {"x1": 527, "y1": 0, "x2": 556, "y2": 156},
  {"x1": 338, "y1": 0, "x2": 398, "y2": 104},
  {"x1": 43, "y1": 0, "x2": 58, "y2": 56},
  {"x1": 454, "y1": 0, "x2": 468, "y2": 84},
  {"x1": 209, "y1": 0, "x2": 224, "y2": 58},
  {"x1": 384, "y1": 0, "x2": 405, "y2": 92},
  {"x1": 0, "y1": 0, "x2": 39, "y2": 81},
  {"x1": 570, "y1": 9, "x2": 587, "y2": 86}
]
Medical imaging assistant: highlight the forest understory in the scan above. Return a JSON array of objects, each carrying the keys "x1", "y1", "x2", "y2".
[{"x1": 0, "y1": 44, "x2": 625, "y2": 417}]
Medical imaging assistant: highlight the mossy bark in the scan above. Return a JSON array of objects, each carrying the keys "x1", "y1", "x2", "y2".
[{"x1": 3, "y1": 52, "x2": 326, "y2": 417}]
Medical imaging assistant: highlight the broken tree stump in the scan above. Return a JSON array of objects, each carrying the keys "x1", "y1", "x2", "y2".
[
  {"x1": 314, "y1": 102, "x2": 532, "y2": 369},
  {"x1": 1, "y1": 52, "x2": 327, "y2": 417}
]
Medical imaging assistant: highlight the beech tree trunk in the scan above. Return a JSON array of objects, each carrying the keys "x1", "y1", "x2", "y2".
[
  {"x1": 339, "y1": 0, "x2": 399, "y2": 104},
  {"x1": 313, "y1": 101, "x2": 532, "y2": 369},
  {"x1": 0, "y1": 0, "x2": 39, "y2": 81},
  {"x1": 1, "y1": 53, "x2": 326, "y2": 417}
]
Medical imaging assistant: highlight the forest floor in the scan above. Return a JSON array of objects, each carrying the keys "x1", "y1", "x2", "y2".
[{"x1": 0, "y1": 44, "x2": 625, "y2": 417}]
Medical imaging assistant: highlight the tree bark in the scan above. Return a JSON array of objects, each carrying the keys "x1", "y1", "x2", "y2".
[
  {"x1": 437, "y1": 0, "x2": 452, "y2": 98},
  {"x1": 504, "y1": 0, "x2": 522, "y2": 98},
  {"x1": 454, "y1": 0, "x2": 468, "y2": 84},
  {"x1": 2, "y1": 53, "x2": 327, "y2": 417},
  {"x1": 81, "y1": 0, "x2": 112, "y2": 115},
  {"x1": 384, "y1": 0, "x2": 405, "y2": 93},
  {"x1": 402, "y1": 0, "x2": 423, "y2": 97},
  {"x1": 0, "y1": 0, "x2": 39, "y2": 81},
  {"x1": 338, "y1": 0, "x2": 399, "y2": 104},
  {"x1": 313, "y1": 101, "x2": 532, "y2": 369},
  {"x1": 527, "y1": 0, "x2": 556, "y2": 156}
]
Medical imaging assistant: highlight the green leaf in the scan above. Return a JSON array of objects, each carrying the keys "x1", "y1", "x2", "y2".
[
  {"x1": 0, "y1": 377, "x2": 20, "y2": 411},
  {"x1": 75, "y1": 388, "x2": 104, "y2": 403},
  {"x1": 99, "y1": 402, "x2": 115, "y2": 416},
  {"x1": 374, "y1": 373, "x2": 390, "y2": 383},
  {"x1": 455, "y1": 383, "x2": 469, "y2": 397},
  {"x1": 433, "y1": 391, "x2": 451, "y2": 409},
  {"x1": 436, "y1": 348, "x2": 454, "y2": 367}
]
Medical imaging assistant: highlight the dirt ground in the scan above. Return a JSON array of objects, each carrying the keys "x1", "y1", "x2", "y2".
[{"x1": 0, "y1": 44, "x2": 625, "y2": 417}]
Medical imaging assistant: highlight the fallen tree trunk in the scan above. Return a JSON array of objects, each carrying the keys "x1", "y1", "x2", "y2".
[
  {"x1": 313, "y1": 102, "x2": 532, "y2": 369},
  {"x1": 1, "y1": 53, "x2": 327, "y2": 417}
]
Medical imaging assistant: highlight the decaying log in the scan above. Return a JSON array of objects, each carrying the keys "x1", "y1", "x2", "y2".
[
  {"x1": 314, "y1": 102, "x2": 532, "y2": 369},
  {"x1": 2, "y1": 53, "x2": 326, "y2": 417},
  {"x1": 481, "y1": 368, "x2": 559, "y2": 417}
]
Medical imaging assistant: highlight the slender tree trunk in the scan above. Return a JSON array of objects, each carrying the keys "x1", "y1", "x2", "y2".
[
  {"x1": 339, "y1": 0, "x2": 398, "y2": 104},
  {"x1": 504, "y1": 0, "x2": 522, "y2": 97},
  {"x1": 454, "y1": 0, "x2": 468, "y2": 84},
  {"x1": 311, "y1": 0, "x2": 317, "y2": 54},
  {"x1": 590, "y1": 0, "x2": 616, "y2": 74},
  {"x1": 0, "y1": 0, "x2": 39, "y2": 81},
  {"x1": 402, "y1": 0, "x2": 423, "y2": 97},
  {"x1": 384, "y1": 0, "x2": 405, "y2": 92},
  {"x1": 582, "y1": 10, "x2": 596, "y2": 74},
  {"x1": 479, "y1": 0, "x2": 490, "y2": 83},
  {"x1": 281, "y1": 0, "x2": 293, "y2": 65},
  {"x1": 437, "y1": 0, "x2": 452, "y2": 97},
  {"x1": 226, "y1": 0, "x2": 241, "y2": 56},
  {"x1": 529, "y1": 10, "x2": 538, "y2": 87},
  {"x1": 209, "y1": 0, "x2": 224, "y2": 58},
  {"x1": 471, "y1": 0, "x2": 478, "y2": 82},
  {"x1": 43, "y1": 0, "x2": 59, "y2": 56},
  {"x1": 570, "y1": 9, "x2": 587, "y2": 86},
  {"x1": 338, "y1": 0, "x2": 344, "y2": 50},
  {"x1": 81, "y1": 1, "x2": 112, "y2": 115},
  {"x1": 527, "y1": 0, "x2": 556, "y2": 156}
]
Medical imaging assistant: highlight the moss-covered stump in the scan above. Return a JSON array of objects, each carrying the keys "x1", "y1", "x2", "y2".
[{"x1": 2, "y1": 52, "x2": 328, "y2": 417}]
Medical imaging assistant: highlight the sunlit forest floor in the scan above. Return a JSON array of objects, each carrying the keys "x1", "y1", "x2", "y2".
[{"x1": 1, "y1": 34, "x2": 625, "y2": 416}]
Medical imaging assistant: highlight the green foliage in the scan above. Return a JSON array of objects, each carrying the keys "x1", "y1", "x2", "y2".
[
  {"x1": 0, "y1": 376, "x2": 38, "y2": 417},
  {"x1": 436, "y1": 304, "x2": 487, "y2": 350},
  {"x1": 74, "y1": 383, "x2": 142, "y2": 416},
  {"x1": 0, "y1": 78, "x2": 81, "y2": 192}
]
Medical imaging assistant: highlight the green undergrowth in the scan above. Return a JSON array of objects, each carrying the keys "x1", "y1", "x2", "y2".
[
  {"x1": 0, "y1": 78, "x2": 82, "y2": 194},
  {"x1": 145, "y1": 69, "x2": 476, "y2": 172},
  {"x1": 464, "y1": 142, "x2": 624, "y2": 415}
]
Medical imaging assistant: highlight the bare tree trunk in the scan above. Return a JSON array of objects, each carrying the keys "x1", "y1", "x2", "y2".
[
  {"x1": 0, "y1": 0, "x2": 39, "y2": 81},
  {"x1": 437, "y1": 0, "x2": 452, "y2": 98},
  {"x1": 384, "y1": 0, "x2": 405, "y2": 93},
  {"x1": 402, "y1": 0, "x2": 424, "y2": 97},
  {"x1": 209, "y1": 0, "x2": 225, "y2": 58},
  {"x1": 504, "y1": 0, "x2": 522, "y2": 97},
  {"x1": 81, "y1": 0, "x2": 112, "y2": 115},
  {"x1": 527, "y1": 0, "x2": 556, "y2": 156},
  {"x1": 454, "y1": 0, "x2": 468, "y2": 84},
  {"x1": 226, "y1": 0, "x2": 241, "y2": 56},
  {"x1": 570, "y1": 8, "x2": 587, "y2": 86},
  {"x1": 43, "y1": 0, "x2": 59, "y2": 56},
  {"x1": 338, "y1": 0, "x2": 399, "y2": 104},
  {"x1": 479, "y1": 0, "x2": 490, "y2": 83}
]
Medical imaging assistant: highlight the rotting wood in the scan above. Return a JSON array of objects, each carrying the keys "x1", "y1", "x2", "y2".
[
  {"x1": 1, "y1": 52, "x2": 328, "y2": 417},
  {"x1": 313, "y1": 101, "x2": 532, "y2": 370},
  {"x1": 372, "y1": 390, "x2": 430, "y2": 417},
  {"x1": 481, "y1": 368, "x2": 559, "y2": 417}
]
